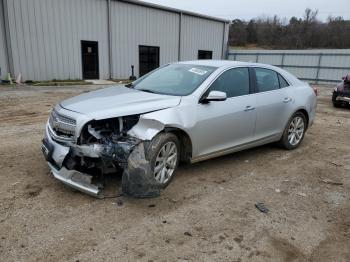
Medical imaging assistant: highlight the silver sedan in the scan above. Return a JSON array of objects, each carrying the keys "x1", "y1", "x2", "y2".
[{"x1": 42, "y1": 60, "x2": 317, "y2": 198}]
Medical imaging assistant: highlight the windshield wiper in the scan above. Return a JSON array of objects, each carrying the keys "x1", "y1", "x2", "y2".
[
  {"x1": 138, "y1": 89, "x2": 156, "y2": 94},
  {"x1": 125, "y1": 83, "x2": 134, "y2": 88}
]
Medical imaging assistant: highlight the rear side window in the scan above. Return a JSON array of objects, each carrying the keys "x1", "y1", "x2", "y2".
[
  {"x1": 254, "y1": 68, "x2": 279, "y2": 92},
  {"x1": 278, "y1": 74, "x2": 289, "y2": 88},
  {"x1": 209, "y1": 67, "x2": 250, "y2": 98}
]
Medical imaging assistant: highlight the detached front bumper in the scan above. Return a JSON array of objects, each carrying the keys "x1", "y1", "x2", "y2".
[
  {"x1": 336, "y1": 96, "x2": 350, "y2": 103},
  {"x1": 47, "y1": 163, "x2": 102, "y2": 197},
  {"x1": 42, "y1": 125, "x2": 103, "y2": 198},
  {"x1": 334, "y1": 90, "x2": 350, "y2": 103}
]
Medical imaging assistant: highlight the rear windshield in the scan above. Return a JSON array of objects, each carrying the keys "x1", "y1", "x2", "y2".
[{"x1": 131, "y1": 64, "x2": 217, "y2": 96}]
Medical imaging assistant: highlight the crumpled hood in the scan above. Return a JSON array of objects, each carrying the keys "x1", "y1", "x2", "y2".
[{"x1": 60, "y1": 86, "x2": 181, "y2": 119}]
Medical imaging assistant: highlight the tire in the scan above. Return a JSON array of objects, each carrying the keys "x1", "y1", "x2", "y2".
[
  {"x1": 146, "y1": 133, "x2": 180, "y2": 188},
  {"x1": 279, "y1": 112, "x2": 307, "y2": 150},
  {"x1": 332, "y1": 92, "x2": 342, "y2": 108}
]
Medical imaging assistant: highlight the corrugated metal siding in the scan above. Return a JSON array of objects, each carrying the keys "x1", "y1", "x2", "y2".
[
  {"x1": 229, "y1": 49, "x2": 350, "y2": 83},
  {"x1": 181, "y1": 15, "x2": 224, "y2": 61},
  {"x1": 3, "y1": 0, "x2": 227, "y2": 81},
  {"x1": 110, "y1": 1, "x2": 180, "y2": 79},
  {"x1": 5, "y1": 0, "x2": 109, "y2": 81},
  {"x1": 0, "y1": 0, "x2": 8, "y2": 78}
]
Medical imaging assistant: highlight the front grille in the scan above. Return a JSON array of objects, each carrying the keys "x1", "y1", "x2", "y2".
[{"x1": 48, "y1": 109, "x2": 76, "y2": 142}]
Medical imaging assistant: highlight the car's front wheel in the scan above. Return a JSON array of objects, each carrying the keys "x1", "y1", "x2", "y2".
[
  {"x1": 147, "y1": 133, "x2": 180, "y2": 188},
  {"x1": 279, "y1": 112, "x2": 307, "y2": 150},
  {"x1": 332, "y1": 92, "x2": 342, "y2": 108}
]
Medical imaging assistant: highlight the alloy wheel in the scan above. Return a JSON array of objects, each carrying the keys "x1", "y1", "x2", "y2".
[
  {"x1": 288, "y1": 116, "x2": 305, "y2": 146},
  {"x1": 154, "y1": 142, "x2": 178, "y2": 184}
]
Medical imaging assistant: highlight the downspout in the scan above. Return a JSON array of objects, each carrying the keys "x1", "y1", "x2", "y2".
[
  {"x1": 178, "y1": 12, "x2": 182, "y2": 61},
  {"x1": 221, "y1": 22, "x2": 228, "y2": 60},
  {"x1": 107, "y1": 0, "x2": 112, "y2": 79},
  {"x1": 1, "y1": 0, "x2": 14, "y2": 77}
]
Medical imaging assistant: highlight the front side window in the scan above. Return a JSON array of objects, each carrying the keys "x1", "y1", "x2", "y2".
[
  {"x1": 209, "y1": 67, "x2": 250, "y2": 98},
  {"x1": 254, "y1": 68, "x2": 279, "y2": 92},
  {"x1": 132, "y1": 64, "x2": 217, "y2": 96}
]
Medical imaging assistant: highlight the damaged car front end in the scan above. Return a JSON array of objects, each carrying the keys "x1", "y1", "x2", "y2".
[
  {"x1": 332, "y1": 74, "x2": 350, "y2": 107},
  {"x1": 42, "y1": 85, "x2": 183, "y2": 198}
]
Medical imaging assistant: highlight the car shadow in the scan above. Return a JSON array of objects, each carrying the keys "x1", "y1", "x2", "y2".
[{"x1": 79, "y1": 143, "x2": 287, "y2": 200}]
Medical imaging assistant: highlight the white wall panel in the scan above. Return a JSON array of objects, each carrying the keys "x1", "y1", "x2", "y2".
[
  {"x1": 6, "y1": 0, "x2": 109, "y2": 81},
  {"x1": 181, "y1": 15, "x2": 224, "y2": 61},
  {"x1": 3, "y1": 0, "x2": 227, "y2": 81},
  {"x1": 110, "y1": 1, "x2": 180, "y2": 78}
]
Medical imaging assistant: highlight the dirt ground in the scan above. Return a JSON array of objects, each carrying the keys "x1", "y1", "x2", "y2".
[{"x1": 0, "y1": 84, "x2": 349, "y2": 262}]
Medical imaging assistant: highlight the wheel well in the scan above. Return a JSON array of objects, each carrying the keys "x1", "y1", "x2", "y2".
[
  {"x1": 296, "y1": 109, "x2": 309, "y2": 129},
  {"x1": 164, "y1": 127, "x2": 192, "y2": 163}
]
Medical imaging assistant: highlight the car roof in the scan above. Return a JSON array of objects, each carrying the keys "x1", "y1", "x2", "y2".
[
  {"x1": 179, "y1": 60, "x2": 276, "y2": 69},
  {"x1": 178, "y1": 60, "x2": 303, "y2": 86}
]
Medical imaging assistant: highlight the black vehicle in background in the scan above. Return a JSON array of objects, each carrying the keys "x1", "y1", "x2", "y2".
[{"x1": 332, "y1": 74, "x2": 350, "y2": 108}]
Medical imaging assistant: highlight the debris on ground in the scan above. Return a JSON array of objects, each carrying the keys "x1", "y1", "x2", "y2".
[
  {"x1": 276, "y1": 154, "x2": 290, "y2": 161},
  {"x1": 255, "y1": 203, "x2": 269, "y2": 213},
  {"x1": 184, "y1": 232, "x2": 192, "y2": 237},
  {"x1": 320, "y1": 178, "x2": 343, "y2": 186},
  {"x1": 331, "y1": 161, "x2": 343, "y2": 167},
  {"x1": 296, "y1": 192, "x2": 307, "y2": 197}
]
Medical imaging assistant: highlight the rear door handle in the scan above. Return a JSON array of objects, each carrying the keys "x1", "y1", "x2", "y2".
[
  {"x1": 283, "y1": 97, "x2": 292, "y2": 103},
  {"x1": 244, "y1": 105, "x2": 255, "y2": 112}
]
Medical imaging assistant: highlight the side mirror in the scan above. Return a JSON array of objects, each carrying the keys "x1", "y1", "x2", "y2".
[
  {"x1": 200, "y1": 90, "x2": 227, "y2": 103},
  {"x1": 342, "y1": 76, "x2": 345, "y2": 80}
]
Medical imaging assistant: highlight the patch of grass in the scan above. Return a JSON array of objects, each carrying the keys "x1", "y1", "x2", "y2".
[
  {"x1": 111, "y1": 79, "x2": 132, "y2": 84},
  {"x1": 51, "y1": 79, "x2": 84, "y2": 83},
  {"x1": 230, "y1": 44, "x2": 267, "y2": 50},
  {"x1": 0, "y1": 84, "x2": 15, "y2": 88},
  {"x1": 32, "y1": 81, "x2": 90, "y2": 86}
]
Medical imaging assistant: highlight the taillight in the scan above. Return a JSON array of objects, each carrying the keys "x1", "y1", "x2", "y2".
[{"x1": 312, "y1": 87, "x2": 318, "y2": 96}]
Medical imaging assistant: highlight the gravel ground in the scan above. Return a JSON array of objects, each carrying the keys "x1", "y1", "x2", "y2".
[{"x1": 0, "y1": 84, "x2": 349, "y2": 262}]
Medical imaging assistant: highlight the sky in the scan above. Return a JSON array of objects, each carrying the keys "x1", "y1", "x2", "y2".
[{"x1": 142, "y1": 0, "x2": 350, "y2": 22}]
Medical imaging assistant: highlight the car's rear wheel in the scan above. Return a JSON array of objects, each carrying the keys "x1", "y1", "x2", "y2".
[
  {"x1": 279, "y1": 112, "x2": 306, "y2": 150},
  {"x1": 147, "y1": 133, "x2": 180, "y2": 188}
]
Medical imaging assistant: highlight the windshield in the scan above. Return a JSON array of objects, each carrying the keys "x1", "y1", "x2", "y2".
[{"x1": 131, "y1": 64, "x2": 217, "y2": 96}]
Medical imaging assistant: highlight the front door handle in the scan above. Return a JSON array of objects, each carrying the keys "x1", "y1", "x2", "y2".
[
  {"x1": 283, "y1": 97, "x2": 292, "y2": 103},
  {"x1": 244, "y1": 105, "x2": 255, "y2": 112}
]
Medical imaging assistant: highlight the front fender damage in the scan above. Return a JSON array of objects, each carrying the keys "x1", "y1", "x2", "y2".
[
  {"x1": 128, "y1": 117, "x2": 165, "y2": 141},
  {"x1": 121, "y1": 142, "x2": 160, "y2": 198}
]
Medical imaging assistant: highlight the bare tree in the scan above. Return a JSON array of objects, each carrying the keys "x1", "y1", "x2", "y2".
[{"x1": 228, "y1": 8, "x2": 350, "y2": 49}]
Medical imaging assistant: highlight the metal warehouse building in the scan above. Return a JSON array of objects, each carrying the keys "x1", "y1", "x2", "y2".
[{"x1": 0, "y1": 0, "x2": 229, "y2": 81}]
